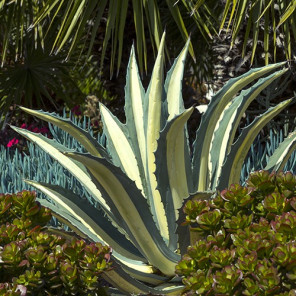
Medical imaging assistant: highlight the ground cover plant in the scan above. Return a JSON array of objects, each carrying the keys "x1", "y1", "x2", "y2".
[
  {"x1": 7, "y1": 33, "x2": 296, "y2": 294},
  {"x1": 0, "y1": 190, "x2": 112, "y2": 296},
  {"x1": 177, "y1": 170, "x2": 296, "y2": 295}
]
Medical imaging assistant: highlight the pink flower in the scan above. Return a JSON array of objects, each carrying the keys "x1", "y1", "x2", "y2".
[
  {"x1": 7, "y1": 138, "x2": 19, "y2": 148},
  {"x1": 19, "y1": 121, "x2": 51, "y2": 138}
]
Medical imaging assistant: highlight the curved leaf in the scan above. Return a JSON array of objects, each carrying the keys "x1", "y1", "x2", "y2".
[
  {"x1": 155, "y1": 108, "x2": 193, "y2": 251},
  {"x1": 164, "y1": 38, "x2": 190, "y2": 120},
  {"x1": 218, "y1": 98, "x2": 293, "y2": 190},
  {"x1": 65, "y1": 152, "x2": 180, "y2": 276},
  {"x1": 265, "y1": 130, "x2": 296, "y2": 172},
  {"x1": 192, "y1": 62, "x2": 286, "y2": 191},
  {"x1": 103, "y1": 263, "x2": 183, "y2": 295},
  {"x1": 278, "y1": 0, "x2": 296, "y2": 28},
  {"x1": 19, "y1": 107, "x2": 108, "y2": 158},
  {"x1": 209, "y1": 68, "x2": 288, "y2": 189},
  {"x1": 25, "y1": 180, "x2": 145, "y2": 262},
  {"x1": 99, "y1": 103, "x2": 145, "y2": 195},
  {"x1": 10, "y1": 125, "x2": 111, "y2": 215}
]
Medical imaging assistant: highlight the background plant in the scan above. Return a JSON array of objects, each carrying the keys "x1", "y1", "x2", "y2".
[
  {"x1": 0, "y1": 0, "x2": 116, "y2": 129},
  {"x1": 185, "y1": 0, "x2": 296, "y2": 65},
  {"x1": 0, "y1": 0, "x2": 225, "y2": 130}
]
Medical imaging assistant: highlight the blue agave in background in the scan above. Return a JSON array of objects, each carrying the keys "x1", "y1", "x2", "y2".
[{"x1": 2, "y1": 32, "x2": 296, "y2": 294}]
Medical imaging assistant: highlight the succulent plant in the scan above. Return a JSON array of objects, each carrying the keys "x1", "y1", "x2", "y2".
[
  {"x1": 177, "y1": 171, "x2": 296, "y2": 295},
  {"x1": 0, "y1": 191, "x2": 112, "y2": 296},
  {"x1": 9, "y1": 32, "x2": 296, "y2": 294}
]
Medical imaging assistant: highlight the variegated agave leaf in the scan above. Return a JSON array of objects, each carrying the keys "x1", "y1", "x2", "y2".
[
  {"x1": 209, "y1": 69, "x2": 288, "y2": 189},
  {"x1": 218, "y1": 98, "x2": 293, "y2": 190},
  {"x1": 264, "y1": 130, "x2": 296, "y2": 172},
  {"x1": 191, "y1": 62, "x2": 287, "y2": 191},
  {"x1": 13, "y1": 31, "x2": 296, "y2": 295}
]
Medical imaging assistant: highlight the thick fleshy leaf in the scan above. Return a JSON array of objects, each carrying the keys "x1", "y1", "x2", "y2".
[
  {"x1": 99, "y1": 103, "x2": 144, "y2": 194},
  {"x1": 176, "y1": 191, "x2": 214, "y2": 255},
  {"x1": 164, "y1": 38, "x2": 190, "y2": 120},
  {"x1": 35, "y1": 189, "x2": 179, "y2": 292},
  {"x1": 124, "y1": 45, "x2": 147, "y2": 184},
  {"x1": 19, "y1": 107, "x2": 108, "y2": 158},
  {"x1": 25, "y1": 180, "x2": 145, "y2": 262},
  {"x1": 10, "y1": 126, "x2": 111, "y2": 215},
  {"x1": 192, "y1": 62, "x2": 286, "y2": 191},
  {"x1": 265, "y1": 130, "x2": 296, "y2": 172},
  {"x1": 64, "y1": 152, "x2": 180, "y2": 276},
  {"x1": 155, "y1": 108, "x2": 194, "y2": 250},
  {"x1": 209, "y1": 68, "x2": 288, "y2": 189},
  {"x1": 144, "y1": 33, "x2": 169, "y2": 242},
  {"x1": 103, "y1": 262, "x2": 183, "y2": 295},
  {"x1": 218, "y1": 98, "x2": 293, "y2": 190}
]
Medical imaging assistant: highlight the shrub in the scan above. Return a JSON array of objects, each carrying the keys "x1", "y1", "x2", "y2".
[
  {"x1": 176, "y1": 170, "x2": 296, "y2": 295},
  {"x1": 0, "y1": 191, "x2": 112, "y2": 296}
]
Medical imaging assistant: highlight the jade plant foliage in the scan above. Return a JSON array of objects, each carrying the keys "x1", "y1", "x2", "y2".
[
  {"x1": 10, "y1": 32, "x2": 296, "y2": 294},
  {"x1": 177, "y1": 171, "x2": 296, "y2": 295},
  {"x1": 0, "y1": 190, "x2": 112, "y2": 296}
]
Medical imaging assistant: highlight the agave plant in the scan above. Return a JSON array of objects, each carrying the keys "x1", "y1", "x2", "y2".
[{"x1": 9, "y1": 32, "x2": 296, "y2": 294}]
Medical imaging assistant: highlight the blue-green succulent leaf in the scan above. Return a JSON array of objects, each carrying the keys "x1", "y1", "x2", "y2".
[
  {"x1": 10, "y1": 125, "x2": 113, "y2": 215},
  {"x1": 27, "y1": 181, "x2": 145, "y2": 261},
  {"x1": 144, "y1": 32, "x2": 169, "y2": 243},
  {"x1": 103, "y1": 262, "x2": 183, "y2": 295},
  {"x1": 99, "y1": 103, "x2": 145, "y2": 196},
  {"x1": 164, "y1": 38, "x2": 190, "y2": 120},
  {"x1": 265, "y1": 130, "x2": 296, "y2": 172},
  {"x1": 124, "y1": 45, "x2": 148, "y2": 195}
]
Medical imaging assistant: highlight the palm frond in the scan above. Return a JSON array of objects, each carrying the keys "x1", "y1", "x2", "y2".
[{"x1": 219, "y1": 0, "x2": 296, "y2": 64}]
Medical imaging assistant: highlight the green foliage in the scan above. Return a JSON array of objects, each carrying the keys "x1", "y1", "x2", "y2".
[
  {"x1": 177, "y1": 171, "x2": 296, "y2": 295},
  {"x1": 185, "y1": 0, "x2": 296, "y2": 66},
  {"x1": 0, "y1": 1, "x2": 115, "y2": 128},
  {"x1": 0, "y1": 43, "x2": 82, "y2": 117},
  {"x1": 0, "y1": 1, "x2": 81, "y2": 124},
  {"x1": 0, "y1": 0, "x2": 220, "y2": 80},
  {"x1": 26, "y1": 0, "x2": 218, "y2": 76},
  {"x1": 218, "y1": 0, "x2": 296, "y2": 65},
  {"x1": 0, "y1": 191, "x2": 112, "y2": 296}
]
